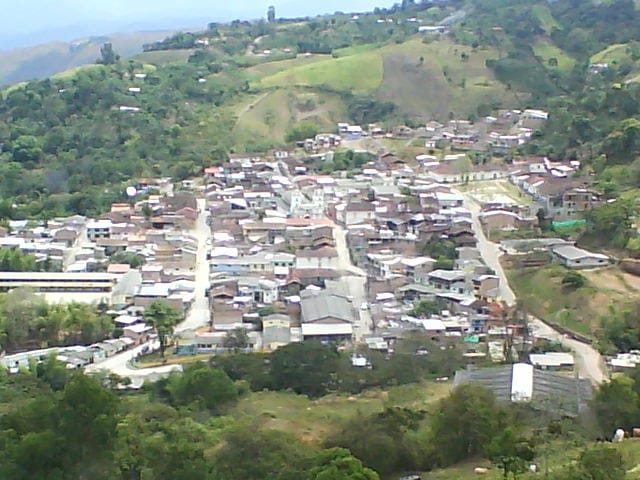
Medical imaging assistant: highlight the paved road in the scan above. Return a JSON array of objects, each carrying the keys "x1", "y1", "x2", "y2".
[
  {"x1": 86, "y1": 199, "x2": 211, "y2": 382},
  {"x1": 85, "y1": 339, "x2": 182, "y2": 387},
  {"x1": 176, "y1": 198, "x2": 211, "y2": 333},
  {"x1": 333, "y1": 224, "x2": 372, "y2": 341},
  {"x1": 457, "y1": 189, "x2": 607, "y2": 384},
  {"x1": 460, "y1": 191, "x2": 516, "y2": 306}
]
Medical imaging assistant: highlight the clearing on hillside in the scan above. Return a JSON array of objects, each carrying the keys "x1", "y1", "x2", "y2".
[
  {"x1": 506, "y1": 264, "x2": 639, "y2": 338},
  {"x1": 133, "y1": 49, "x2": 194, "y2": 65},
  {"x1": 232, "y1": 88, "x2": 347, "y2": 146},
  {"x1": 375, "y1": 38, "x2": 520, "y2": 120},
  {"x1": 255, "y1": 50, "x2": 384, "y2": 94}
]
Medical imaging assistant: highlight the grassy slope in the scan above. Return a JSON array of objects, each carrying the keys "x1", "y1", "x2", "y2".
[
  {"x1": 531, "y1": 4, "x2": 561, "y2": 35},
  {"x1": 533, "y1": 38, "x2": 575, "y2": 72},
  {"x1": 133, "y1": 49, "x2": 194, "y2": 65},
  {"x1": 239, "y1": 35, "x2": 518, "y2": 140},
  {"x1": 244, "y1": 54, "x2": 332, "y2": 81},
  {"x1": 375, "y1": 38, "x2": 520, "y2": 120},
  {"x1": 591, "y1": 43, "x2": 629, "y2": 64},
  {"x1": 232, "y1": 88, "x2": 347, "y2": 146},
  {"x1": 255, "y1": 50, "x2": 385, "y2": 93},
  {"x1": 506, "y1": 264, "x2": 640, "y2": 337},
  {"x1": 229, "y1": 381, "x2": 451, "y2": 442}
]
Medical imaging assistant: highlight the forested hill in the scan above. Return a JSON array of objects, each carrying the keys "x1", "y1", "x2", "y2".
[{"x1": 1, "y1": 0, "x2": 640, "y2": 218}]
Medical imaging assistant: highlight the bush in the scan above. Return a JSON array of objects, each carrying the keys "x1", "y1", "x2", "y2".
[{"x1": 561, "y1": 271, "x2": 586, "y2": 289}]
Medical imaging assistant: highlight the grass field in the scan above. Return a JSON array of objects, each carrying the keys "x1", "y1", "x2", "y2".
[
  {"x1": 375, "y1": 38, "x2": 519, "y2": 120},
  {"x1": 230, "y1": 381, "x2": 452, "y2": 442},
  {"x1": 133, "y1": 49, "x2": 194, "y2": 65},
  {"x1": 255, "y1": 50, "x2": 384, "y2": 93},
  {"x1": 232, "y1": 87, "x2": 346, "y2": 145},
  {"x1": 531, "y1": 5, "x2": 561, "y2": 35},
  {"x1": 591, "y1": 43, "x2": 629, "y2": 64},
  {"x1": 506, "y1": 264, "x2": 640, "y2": 338},
  {"x1": 533, "y1": 39, "x2": 575, "y2": 72},
  {"x1": 418, "y1": 439, "x2": 640, "y2": 480},
  {"x1": 244, "y1": 54, "x2": 332, "y2": 81}
]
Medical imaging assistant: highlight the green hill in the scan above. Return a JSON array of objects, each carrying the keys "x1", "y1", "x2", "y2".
[
  {"x1": 1, "y1": 0, "x2": 640, "y2": 216},
  {"x1": 0, "y1": 30, "x2": 176, "y2": 86}
]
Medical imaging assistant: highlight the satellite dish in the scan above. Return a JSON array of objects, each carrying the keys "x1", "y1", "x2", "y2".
[{"x1": 126, "y1": 186, "x2": 137, "y2": 198}]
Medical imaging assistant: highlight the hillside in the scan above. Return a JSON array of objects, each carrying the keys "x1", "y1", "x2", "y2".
[
  {"x1": 0, "y1": 30, "x2": 176, "y2": 86},
  {"x1": 1, "y1": 0, "x2": 640, "y2": 218}
]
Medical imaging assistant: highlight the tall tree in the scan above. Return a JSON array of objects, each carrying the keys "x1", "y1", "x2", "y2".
[
  {"x1": 98, "y1": 43, "x2": 119, "y2": 65},
  {"x1": 144, "y1": 300, "x2": 182, "y2": 357},
  {"x1": 267, "y1": 5, "x2": 276, "y2": 22}
]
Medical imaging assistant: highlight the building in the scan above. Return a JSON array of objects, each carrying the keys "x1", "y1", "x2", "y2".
[
  {"x1": 551, "y1": 244, "x2": 611, "y2": 269},
  {"x1": 0, "y1": 272, "x2": 117, "y2": 303},
  {"x1": 454, "y1": 362, "x2": 592, "y2": 416}
]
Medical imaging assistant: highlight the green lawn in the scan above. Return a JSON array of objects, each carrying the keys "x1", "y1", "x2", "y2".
[
  {"x1": 255, "y1": 50, "x2": 384, "y2": 94},
  {"x1": 407, "y1": 439, "x2": 640, "y2": 480}
]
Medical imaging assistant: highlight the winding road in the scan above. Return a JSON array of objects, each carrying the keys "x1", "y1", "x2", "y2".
[{"x1": 458, "y1": 189, "x2": 607, "y2": 384}]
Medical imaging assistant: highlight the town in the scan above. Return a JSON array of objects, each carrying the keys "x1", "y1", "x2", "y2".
[{"x1": 0, "y1": 111, "x2": 618, "y2": 408}]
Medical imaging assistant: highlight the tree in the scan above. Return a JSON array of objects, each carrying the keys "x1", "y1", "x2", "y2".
[
  {"x1": 12, "y1": 135, "x2": 43, "y2": 164},
  {"x1": 579, "y1": 445, "x2": 627, "y2": 480},
  {"x1": 167, "y1": 362, "x2": 238, "y2": 411},
  {"x1": 592, "y1": 375, "x2": 640, "y2": 433},
  {"x1": 270, "y1": 341, "x2": 340, "y2": 397},
  {"x1": 108, "y1": 251, "x2": 145, "y2": 268},
  {"x1": 144, "y1": 301, "x2": 182, "y2": 357},
  {"x1": 285, "y1": 122, "x2": 319, "y2": 143},
  {"x1": 485, "y1": 427, "x2": 535, "y2": 479},
  {"x1": 410, "y1": 299, "x2": 444, "y2": 317},
  {"x1": 267, "y1": 5, "x2": 276, "y2": 22},
  {"x1": 562, "y1": 271, "x2": 586, "y2": 290},
  {"x1": 98, "y1": 43, "x2": 119, "y2": 65},
  {"x1": 214, "y1": 424, "x2": 311, "y2": 480},
  {"x1": 430, "y1": 385, "x2": 503, "y2": 466},
  {"x1": 223, "y1": 327, "x2": 249, "y2": 352},
  {"x1": 306, "y1": 448, "x2": 380, "y2": 480}
]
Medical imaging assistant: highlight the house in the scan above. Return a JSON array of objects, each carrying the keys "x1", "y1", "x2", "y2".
[
  {"x1": 529, "y1": 352, "x2": 574, "y2": 371},
  {"x1": 472, "y1": 275, "x2": 499, "y2": 300},
  {"x1": 262, "y1": 314, "x2": 292, "y2": 350},
  {"x1": 300, "y1": 290, "x2": 355, "y2": 324},
  {"x1": 479, "y1": 210, "x2": 534, "y2": 232},
  {"x1": 295, "y1": 247, "x2": 339, "y2": 269},
  {"x1": 87, "y1": 219, "x2": 112, "y2": 240},
  {"x1": 427, "y1": 269, "x2": 468, "y2": 294},
  {"x1": 336, "y1": 202, "x2": 376, "y2": 226},
  {"x1": 551, "y1": 244, "x2": 611, "y2": 269}
]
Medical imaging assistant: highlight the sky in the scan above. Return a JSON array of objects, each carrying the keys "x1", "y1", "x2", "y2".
[{"x1": 1, "y1": 0, "x2": 387, "y2": 50}]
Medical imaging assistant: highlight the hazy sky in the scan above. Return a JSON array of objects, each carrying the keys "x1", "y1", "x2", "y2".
[{"x1": 1, "y1": 0, "x2": 388, "y2": 49}]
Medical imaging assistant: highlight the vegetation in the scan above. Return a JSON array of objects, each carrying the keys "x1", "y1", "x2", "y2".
[
  {"x1": 144, "y1": 300, "x2": 183, "y2": 357},
  {"x1": 0, "y1": 289, "x2": 112, "y2": 352}
]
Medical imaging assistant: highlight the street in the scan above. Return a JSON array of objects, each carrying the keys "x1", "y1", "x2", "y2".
[
  {"x1": 175, "y1": 198, "x2": 211, "y2": 333},
  {"x1": 458, "y1": 189, "x2": 607, "y2": 384},
  {"x1": 85, "y1": 198, "x2": 211, "y2": 381},
  {"x1": 333, "y1": 223, "x2": 372, "y2": 342}
]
